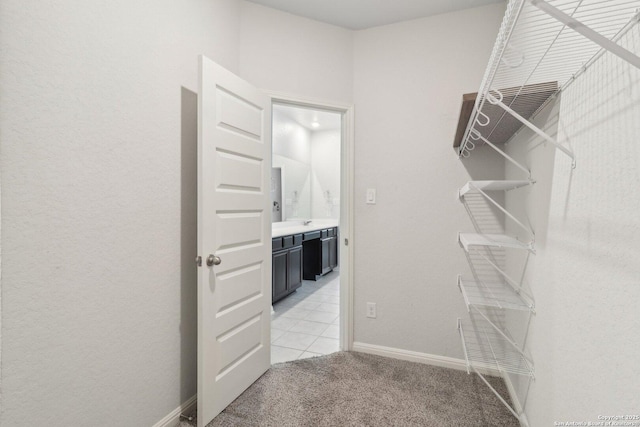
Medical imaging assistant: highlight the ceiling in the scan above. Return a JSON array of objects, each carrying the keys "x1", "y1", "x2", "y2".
[
  {"x1": 245, "y1": 0, "x2": 505, "y2": 30},
  {"x1": 274, "y1": 104, "x2": 342, "y2": 132}
]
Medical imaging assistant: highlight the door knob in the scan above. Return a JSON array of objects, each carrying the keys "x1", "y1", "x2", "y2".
[{"x1": 206, "y1": 254, "x2": 221, "y2": 266}]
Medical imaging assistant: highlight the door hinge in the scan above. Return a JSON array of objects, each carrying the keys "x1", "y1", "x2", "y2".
[
  {"x1": 344, "y1": 238, "x2": 349, "y2": 246},
  {"x1": 195, "y1": 256, "x2": 202, "y2": 267}
]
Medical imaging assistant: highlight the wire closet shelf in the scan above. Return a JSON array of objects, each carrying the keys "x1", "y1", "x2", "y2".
[
  {"x1": 458, "y1": 318, "x2": 534, "y2": 378},
  {"x1": 458, "y1": 0, "x2": 640, "y2": 163}
]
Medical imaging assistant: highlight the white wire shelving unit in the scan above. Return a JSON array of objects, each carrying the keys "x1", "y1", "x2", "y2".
[
  {"x1": 457, "y1": 0, "x2": 640, "y2": 170},
  {"x1": 458, "y1": 317, "x2": 534, "y2": 378},
  {"x1": 458, "y1": 232, "x2": 534, "y2": 252},
  {"x1": 458, "y1": 275, "x2": 535, "y2": 312},
  {"x1": 453, "y1": 1, "x2": 640, "y2": 422},
  {"x1": 458, "y1": 180, "x2": 532, "y2": 197}
]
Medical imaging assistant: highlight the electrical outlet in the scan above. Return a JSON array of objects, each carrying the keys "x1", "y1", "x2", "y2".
[{"x1": 366, "y1": 302, "x2": 377, "y2": 318}]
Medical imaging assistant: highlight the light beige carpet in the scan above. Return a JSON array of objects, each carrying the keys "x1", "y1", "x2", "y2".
[{"x1": 181, "y1": 351, "x2": 519, "y2": 427}]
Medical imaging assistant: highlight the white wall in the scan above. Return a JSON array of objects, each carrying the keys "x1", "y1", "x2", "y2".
[
  {"x1": 1, "y1": 2, "x2": 355, "y2": 425},
  {"x1": 0, "y1": 0, "x2": 241, "y2": 425},
  {"x1": 504, "y1": 23, "x2": 640, "y2": 425},
  {"x1": 311, "y1": 130, "x2": 341, "y2": 220},
  {"x1": 352, "y1": 4, "x2": 506, "y2": 357},
  {"x1": 238, "y1": 1, "x2": 353, "y2": 104}
]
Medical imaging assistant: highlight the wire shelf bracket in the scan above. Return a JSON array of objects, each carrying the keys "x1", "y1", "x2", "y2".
[
  {"x1": 467, "y1": 129, "x2": 531, "y2": 179},
  {"x1": 459, "y1": 180, "x2": 535, "y2": 240},
  {"x1": 467, "y1": 246, "x2": 530, "y2": 295},
  {"x1": 486, "y1": 91, "x2": 575, "y2": 168}
]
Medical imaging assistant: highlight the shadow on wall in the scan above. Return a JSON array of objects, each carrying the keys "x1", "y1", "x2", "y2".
[{"x1": 180, "y1": 87, "x2": 198, "y2": 402}]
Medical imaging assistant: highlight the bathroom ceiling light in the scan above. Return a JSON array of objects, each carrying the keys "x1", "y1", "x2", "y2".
[{"x1": 311, "y1": 121, "x2": 320, "y2": 128}]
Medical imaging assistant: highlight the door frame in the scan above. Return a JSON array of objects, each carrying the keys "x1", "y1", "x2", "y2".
[{"x1": 266, "y1": 91, "x2": 354, "y2": 351}]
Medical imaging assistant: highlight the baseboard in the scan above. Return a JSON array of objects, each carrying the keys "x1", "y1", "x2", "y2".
[
  {"x1": 502, "y1": 373, "x2": 530, "y2": 427},
  {"x1": 352, "y1": 341, "x2": 497, "y2": 376},
  {"x1": 152, "y1": 394, "x2": 197, "y2": 427}
]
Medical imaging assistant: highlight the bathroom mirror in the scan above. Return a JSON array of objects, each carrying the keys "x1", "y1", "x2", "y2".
[
  {"x1": 271, "y1": 103, "x2": 341, "y2": 224},
  {"x1": 272, "y1": 154, "x2": 311, "y2": 221}
]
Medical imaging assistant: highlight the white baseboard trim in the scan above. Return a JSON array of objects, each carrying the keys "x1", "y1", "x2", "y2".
[
  {"x1": 152, "y1": 394, "x2": 197, "y2": 427},
  {"x1": 502, "y1": 373, "x2": 530, "y2": 427},
  {"x1": 352, "y1": 341, "x2": 489, "y2": 374}
]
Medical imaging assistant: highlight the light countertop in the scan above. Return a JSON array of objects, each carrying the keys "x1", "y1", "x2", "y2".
[{"x1": 272, "y1": 220, "x2": 339, "y2": 238}]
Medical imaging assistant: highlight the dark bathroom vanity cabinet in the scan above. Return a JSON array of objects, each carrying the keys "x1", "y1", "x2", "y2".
[
  {"x1": 272, "y1": 226, "x2": 338, "y2": 303},
  {"x1": 302, "y1": 227, "x2": 338, "y2": 280},
  {"x1": 271, "y1": 234, "x2": 303, "y2": 303}
]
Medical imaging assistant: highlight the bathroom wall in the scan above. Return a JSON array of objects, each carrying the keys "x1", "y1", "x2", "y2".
[
  {"x1": 504, "y1": 22, "x2": 640, "y2": 426},
  {"x1": 311, "y1": 129, "x2": 341, "y2": 220}
]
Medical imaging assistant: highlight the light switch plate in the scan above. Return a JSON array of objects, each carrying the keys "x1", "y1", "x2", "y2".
[{"x1": 366, "y1": 188, "x2": 376, "y2": 204}]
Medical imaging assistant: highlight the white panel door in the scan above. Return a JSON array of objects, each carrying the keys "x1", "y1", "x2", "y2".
[{"x1": 197, "y1": 56, "x2": 271, "y2": 427}]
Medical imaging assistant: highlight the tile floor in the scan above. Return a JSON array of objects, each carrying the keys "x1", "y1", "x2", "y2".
[{"x1": 271, "y1": 270, "x2": 340, "y2": 364}]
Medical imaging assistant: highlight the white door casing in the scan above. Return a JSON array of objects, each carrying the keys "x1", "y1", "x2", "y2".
[{"x1": 197, "y1": 56, "x2": 272, "y2": 427}]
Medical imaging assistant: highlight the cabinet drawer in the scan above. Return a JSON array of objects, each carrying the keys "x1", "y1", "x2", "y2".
[
  {"x1": 328, "y1": 228, "x2": 336, "y2": 237},
  {"x1": 272, "y1": 237, "x2": 283, "y2": 251},
  {"x1": 321, "y1": 229, "x2": 329, "y2": 238},
  {"x1": 293, "y1": 234, "x2": 303, "y2": 246},
  {"x1": 283, "y1": 235, "x2": 294, "y2": 249},
  {"x1": 303, "y1": 230, "x2": 321, "y2": 241}
]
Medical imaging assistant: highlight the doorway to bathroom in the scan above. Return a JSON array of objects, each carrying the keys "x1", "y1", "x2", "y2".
[{"x1": 269, "y1": 98, "x2": 353, "y2": 364}]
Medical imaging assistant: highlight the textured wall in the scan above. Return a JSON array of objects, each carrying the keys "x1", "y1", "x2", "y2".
[
  {"x1": 238, "y1": 1, "x2": 354, "y2": 104},
  {"x1": 1, "y1": 1, "x2": 357, "y2": 425},
  {"x1": 505, "y1": 22, "x2": 640, "y2": 426},
  {"x1": 0, "y1": 0, "x2": 241, "y2": 425},
  {"x1": 352, "y1": 4, "x2": 506, "y2": 357}
]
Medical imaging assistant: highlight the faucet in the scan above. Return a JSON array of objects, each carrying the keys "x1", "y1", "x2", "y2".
[{"x1": 303, "y1": 220, "x2": 312, "y2": 225}]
